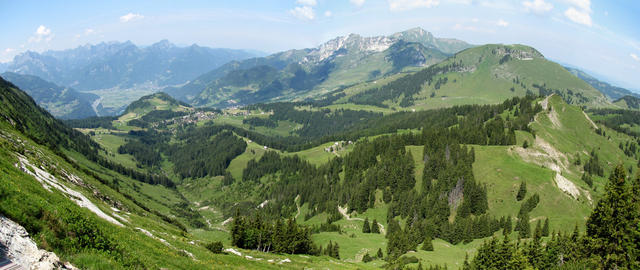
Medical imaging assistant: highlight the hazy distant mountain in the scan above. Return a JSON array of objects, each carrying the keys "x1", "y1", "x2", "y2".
[
  {"x1": 166, "y1": 27, "x2": 472, "y2": 107},
  {"x1": 565, "y1": 66, "x2": 639, "y2": 100},
  {"x1": 1, "y1": 72, "x2": 98, "y2": 119},
  {"x1": 390, "y1": 27, "x2": 472, "y2": 54},
  {"x1": 4, "y1": 40, "x2": 260, "y2": 91}
]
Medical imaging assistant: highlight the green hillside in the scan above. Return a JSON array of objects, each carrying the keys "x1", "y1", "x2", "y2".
[
  {"x1": 62, "y1": 85, "x2": 639, "y2": 268},
  {"x1": 0, "y1": 78, "x2": 377, "y2": 269},
  {"x1": 1, "y1": 72, "x2": 99, "y2": 119},
  {"x1": 325, "y1": 44, "x2": 610, "y2": 111}
]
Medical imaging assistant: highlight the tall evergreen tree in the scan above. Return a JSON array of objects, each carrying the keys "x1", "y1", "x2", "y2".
[
  {"x1": 332, "y1": 242, "x2": 341, "y2": 259},
  {"x1": 517, "y1": 212, "x2": 531, "y2": 239},
  {"x1": 585, "y1": 164, "x2": 640, "y2": 269},
  {"x1": 516, "y1": 181, "x2": 527, "y2": 201},
  {"x1": 325, "y1": 241, "x2": 333, "y2": 257},
  {"x1": 534, "y1": 220, "x2": 542, "y2": 239},
  {"x1": 371, "y1": 218, "x2": 380, "y2": 234},
  {"x1": 422, "y1": 235, "x2": 434, "y2": 251},
  {"x1": 542, "y1": 218, "x2": 549, "y2": 237},
  {"x1": 362, "y1": 217, "x2": 371, "y2": 233},
  {"x1": 503, "y1": 215, "x2": 512, "y2": 236}
]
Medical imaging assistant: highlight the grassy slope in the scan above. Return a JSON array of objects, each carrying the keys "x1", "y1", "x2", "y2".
[
  {"x1": 327, "y1": 44, "x2": 610, "y2": 112},
  {"x1": 1, "y1": 116, "x2": 373, "y2": 270},
  {"x1": 69, "y1": 92, "x2": 635, "y2": 269}
]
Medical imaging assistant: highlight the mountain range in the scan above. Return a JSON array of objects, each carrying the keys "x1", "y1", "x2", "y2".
[
  {"x1": 2, "y1": 25, "x2": 640, "y2": 269},
  {"x1": 165, "y1": 27, "x2": 473, "y2": 107},
  {"x1": 1, "y1": 40, "x2": 260, "y2": 91}
]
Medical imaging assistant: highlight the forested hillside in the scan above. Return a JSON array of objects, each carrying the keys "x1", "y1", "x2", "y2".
[{"x1": 1, "y1": 72, "x2": 99, "y2": 119}]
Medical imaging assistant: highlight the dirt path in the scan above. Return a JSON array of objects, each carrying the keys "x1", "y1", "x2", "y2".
[
  {"x1": 294, "y1": 195, "x2": 301, "y2": 219},
  {"x1": 337, "y1": 206, "x2": 386, "y2": 234},
  {"x1": 583, "y1": 111, "x2": 598, "y2": 129}
]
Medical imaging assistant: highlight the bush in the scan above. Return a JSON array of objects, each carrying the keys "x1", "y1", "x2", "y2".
[
  {"x1": 362, "y1": 253, "x2": 373, "y2": 263},
  {"x1": 205, "y1": 241, "x2": 224, "y2": 254}
]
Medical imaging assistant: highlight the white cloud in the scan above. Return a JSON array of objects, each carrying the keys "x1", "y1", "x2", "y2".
[
  {"x1": 497, "y1": 19, "x2": 509, "y2": 27},
  {"x1": 4, "y1": 48, "x2": 14, "y2": 53},
  {"x1": 120, "y1": 13, "x2": 144, "y2": 23},
  {"x1": 631, "y1": 53, "x2": 640, "y2": 62},
  {"x1": 297, "y1": 0, "x2": 317, "y2": 6},
  {"x1": 565, "y1": 0, "x2": 591, "y2": 13},
  {"x1": 563, "y1": 0, "x2": 591, "y2": 26},
  {"x1": 388, "y1": 0, "x2": 440, "y2": 11},
  {"x1": 522, "y1": 0, "x2": 553, "y2": 14},
  {"x1": 350, "y1": 0, "x2": 366, "y2": 7},
  {"x1": 36, "y1": 25, "x2": 51, "y2": 36},
  {"x1": 471, "y1": 18, "x2": 479, "y2": 23},
  {"x1": 324, "y1": 10, "x2": 333, "y2": 17},
  {"x1": 448, "y1": 0, "x2": 472, "y2": 4},
  {"x1": 290, "y1": 6, "x2": 315, "y2": 20},
  {"x1": 28, "y1": 25, "x2": 53, "y2": 43},
  {"x1": 564, "y1": 6, "x2": 591, "y2": 26}
]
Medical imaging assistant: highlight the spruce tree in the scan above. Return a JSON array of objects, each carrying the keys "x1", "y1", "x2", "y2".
[
  {"x1": 362, "y1": 217, "x2": 371, "y2": 233},
  {"x1": 516, "y1": 181, "x2": 527, "y2": 201},
  {"x1": 534, "y1": 220, "x2": 542, "y2": 239},
  {"x1": 376, "y1": 248, "x2": 383, "y2": 258},
  {"x1": 421, "y1": 235, "x2": 434, "y2": 251},
  {"x1": 586, "y1": 164, "x2": 639, "y2": 268},
  {"x1": 503, "y1": 215, "x2": 512, "y2": 236},
  {"x1": 332, "y1": 242, "x2": 340, "y2": 259},
  {"x1": 371, "y1": 218, "x2": 380, "y2": 233},
  {"x1": 541, "y1": 218, "x2": 549, "y2": 237},
  {"x1": 325, "y1": 241, "x2": 332, "y2": 256},
  {"x1": 517, "y1": 212, "x2": 530, "y2": 238}
]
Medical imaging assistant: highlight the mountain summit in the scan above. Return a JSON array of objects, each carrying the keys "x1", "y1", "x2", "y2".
[{"x1": 166, "y1": 28, "x2": 471, "y2": 107}]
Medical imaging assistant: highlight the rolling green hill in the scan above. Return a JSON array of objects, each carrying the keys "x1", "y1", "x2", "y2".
[
  {"x1": 612, "y1": 95, "x2": 640, "y2": 109},
  {"x1": 324, "y1": 44, "x2": 610, "y2": 111}
]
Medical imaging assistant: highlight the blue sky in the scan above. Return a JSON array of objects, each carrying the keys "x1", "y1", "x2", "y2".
[{"x1": 1, "y1": 0, "x2": 638, "y2": 89}]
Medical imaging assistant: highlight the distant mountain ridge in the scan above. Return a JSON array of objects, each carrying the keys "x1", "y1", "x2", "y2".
[
  {"x1": 4, "y1": 40, "x2": 259, "y2": 91},
  {"x1": 565, "y1": 66, "x2": 639, "y2": 100},
  {"x1": 1, "y1": 72, "x2": 98, "y2": 119},
  {"x1": 166, "y1": 27, "x2": 473, "y2": 107}
]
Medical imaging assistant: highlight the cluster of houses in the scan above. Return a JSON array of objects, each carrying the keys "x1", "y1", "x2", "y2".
[
  {"x1": 324, "y1": 140, "x2": 353, "y2": 153},
  {"x1": 178, "y1": 110, "x2": 217, "y2": 124}
]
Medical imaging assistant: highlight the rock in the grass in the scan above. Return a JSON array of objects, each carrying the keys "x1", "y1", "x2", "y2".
[{"x1": 0, "y1": 215, "x2": 77, "y2": 270}]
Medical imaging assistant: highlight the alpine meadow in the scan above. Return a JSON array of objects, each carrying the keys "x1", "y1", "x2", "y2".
[{"x1": 1, "y1": 1, "x2": 639, "y2": 269}]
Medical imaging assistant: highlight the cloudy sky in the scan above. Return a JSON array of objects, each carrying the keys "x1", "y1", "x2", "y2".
[{"x1": 1, "y1": 0, "x2": 638, "y2": 89}]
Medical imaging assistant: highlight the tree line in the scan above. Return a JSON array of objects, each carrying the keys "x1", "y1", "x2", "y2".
[{"x1": 465, "y1": 164, "x2": 640, "y2": 269}]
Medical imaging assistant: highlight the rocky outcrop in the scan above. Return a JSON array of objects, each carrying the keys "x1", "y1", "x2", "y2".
[{"x1": 0, "y1": 215, "x2": 77, "y2": 270}]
